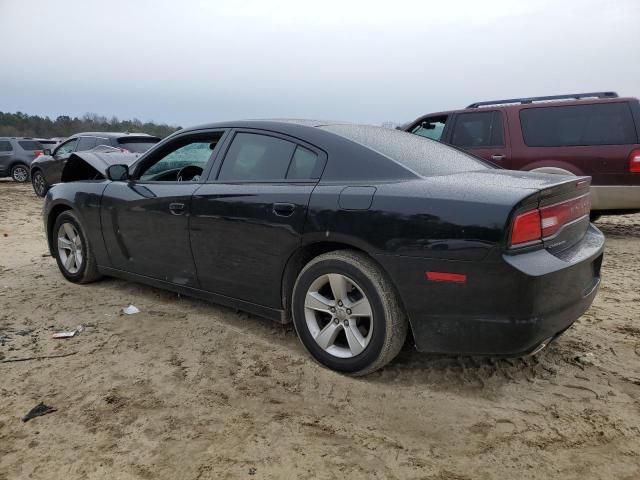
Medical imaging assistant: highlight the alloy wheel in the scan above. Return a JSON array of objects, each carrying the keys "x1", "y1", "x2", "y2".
[
  {"x1": 304, "y1": 273, "x2": 373, "y2": 358},
  {"x1": 12, "y1": 166, "x2": 28, "y2": 182},
  {"x1": 57, "y1": 223, "x2": 83, "y2": 274},
  {"x1": 33, "y1": 172, "x2": 46, "y2": 196}
]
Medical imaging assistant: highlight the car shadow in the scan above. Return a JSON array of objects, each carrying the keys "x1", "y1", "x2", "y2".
[{"x1": 97, "y1": 275, "x2": 582, "y2": 393}]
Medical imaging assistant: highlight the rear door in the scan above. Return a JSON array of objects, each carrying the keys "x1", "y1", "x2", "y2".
[
  {"x1": 190, "y1": 129, "x2": 325, "y2": 308},
  {"x1": 449, "y1": 110, "x2": 511, "y2": 168},
  {"x1": 100, "y1": 130, "x2": 226, "y2": 287}
]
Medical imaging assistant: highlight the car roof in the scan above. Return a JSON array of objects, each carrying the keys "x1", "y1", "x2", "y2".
[
  {"x1": 408, "y1": 95, "x2": 639, "y2": 126},
  {"x1": 68, "y1": 131, "x2": 159, "y2": 139},
  {"x1": 0, "y1": 137, "x2": 38, "y2": 140},
  {"x1": 182, "y1": 118, "x2": 347, "y2": 131}
]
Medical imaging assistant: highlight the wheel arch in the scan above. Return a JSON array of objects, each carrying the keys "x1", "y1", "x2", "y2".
[
  {"x1": 525, "y1": 162, "x2": 581, "y2": 176},
  {"x1": 280, "y1": 241, "x2": 411, "y2": 335},
  {"x1": 46, "y1": 203, "x2": 74, "y2": 256}
]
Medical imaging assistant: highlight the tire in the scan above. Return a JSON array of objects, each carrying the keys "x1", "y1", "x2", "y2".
[
  {"x1": 52, "y1": 210, "x2": 102, "y2": 284},
  {"x1": 11, "y1": 164, "x2": 29, "y2": 183},
  {"x1": 291, "y1": 250, "x2": 407, "y2": 376},
  {"x1": 31, "y1": 169, "x2": 49, "y2": 197}
]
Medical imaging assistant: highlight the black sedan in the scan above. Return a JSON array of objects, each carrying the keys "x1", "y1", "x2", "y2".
[
  {"x1": 42, "y1": 120, "x2": 604, "y2": 375},
  {"x1": 30, "y1": 132, "x2": 160, "y2": 197}
]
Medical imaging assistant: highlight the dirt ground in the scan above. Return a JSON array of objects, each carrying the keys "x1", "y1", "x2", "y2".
[{"x1": 0, "y1": 179, "x2": 639, "y2": 480}]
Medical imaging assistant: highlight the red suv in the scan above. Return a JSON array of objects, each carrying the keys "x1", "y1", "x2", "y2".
[{"x1": 401, "y1": 92, "x2": 640, "y2": 218}]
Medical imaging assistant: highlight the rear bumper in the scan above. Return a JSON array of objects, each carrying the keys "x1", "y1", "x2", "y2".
[
  {"x1": 591, "y1": 185, "x2": 640, "y2": 210},
  {"x1": 376, "y1": 224, "x2": 605, "y2": 356}
]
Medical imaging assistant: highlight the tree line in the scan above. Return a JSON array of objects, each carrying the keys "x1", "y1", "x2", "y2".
[{"x1": 0, "y1": 111, "x2": 181, "y2": 139}]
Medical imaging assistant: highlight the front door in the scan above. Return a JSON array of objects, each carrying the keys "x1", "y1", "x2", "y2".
[
  {"x1": 190, "y1": 130, "x2": 325, "y2": 308},
  {"x1": 100, "y1": 131, "x2": 225, "y2": 287},
  {"x1": 449, "y1": 110, "x2": 511, "y2": 169}
]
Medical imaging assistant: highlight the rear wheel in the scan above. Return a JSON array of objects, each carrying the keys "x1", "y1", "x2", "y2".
[
  {"x1": 11, "y1": 164, "x2": 29, "y2": 183},
  {"x1": 31, "y1": 169, "x2": 48, "y2": 197},
  {"x1": 52, "y1": 211, "x2": 102, "y2": 284},
  {"x1": 291, "y1": 250, "x2": 407, "y2": 376}
]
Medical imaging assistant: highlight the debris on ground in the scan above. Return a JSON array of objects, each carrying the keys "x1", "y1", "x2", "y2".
[
  {"x1": 52, "y1": 331, "x2": 77, "y2": 339},
  {"x1": 123, "y1": 305, "x2": 140, "y2": 315},
  {"x1": 575, "y1": 352, "x2": 596, "y2": 365},
  {"x1": 52, "y1": 325, "x2": 89, "y2": 339},
  {"x1": 21, "y1": 402, "x2": 57, "y2": 422}
]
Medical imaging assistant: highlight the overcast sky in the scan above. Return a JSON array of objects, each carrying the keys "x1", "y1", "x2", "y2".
[{"x1": 1, "y1": 0, "x2": 638, "y2": 127}]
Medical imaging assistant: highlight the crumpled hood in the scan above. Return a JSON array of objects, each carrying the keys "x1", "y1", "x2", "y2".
[{"x1": 61, "y1": 151, "x2": 140, "y2": 182}]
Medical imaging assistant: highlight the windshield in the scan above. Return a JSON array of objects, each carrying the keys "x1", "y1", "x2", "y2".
[{"x1": 321, "y1": 124, "x2": 492, "y2": 177}]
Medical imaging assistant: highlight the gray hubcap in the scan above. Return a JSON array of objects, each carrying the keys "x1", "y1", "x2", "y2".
[
  {"x1": 57, "y1": 223, "x2": 83, "y2": 274},
  {"x1": 304, "y1": 273, "x2": 373, "y2": 358},
  {"x1": 13, "y1": 166, "x2": 28, "y2": 182}
]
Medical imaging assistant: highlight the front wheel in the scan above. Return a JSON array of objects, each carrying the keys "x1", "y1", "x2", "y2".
[
  {"x1": 52, "y1": 210, "x2": 102, "y2": 284},
  {"x1": 31, "y1": 169, "x2": 49, "y2": 197},
  {"x1": 11, "y1": 164, "x2": 29, "y2": 183},
  {"x1": 291, "y1": 250, "x2": 407, "y2": 376}
]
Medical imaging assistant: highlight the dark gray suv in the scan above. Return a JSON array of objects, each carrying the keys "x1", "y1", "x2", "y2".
[{"x1": 0, "y1": 138, "x2": 43, "y2": 182}]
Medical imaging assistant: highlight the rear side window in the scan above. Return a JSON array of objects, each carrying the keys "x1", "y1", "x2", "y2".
[
  {"x1": 321, "y1": 124, "x2": 491, "y2": 177},
  {"x1": 0, "y1": 141, "x2": 12, "y2": 152},
  {"x1": 520, "y1": 103, "x2": 638, "y2": 147},
  {"x1": 117, "y1": 137, "x2": 160, "y2": 153},
  {"x1": 76, "y1": 137, "x2": 97, "y2": 151},
  {"x1": 18, "y1": 140, "x2": 42, "y2": 151},
  {"x1": 218, "y1": 133, "x2": 296, "y2": 181},
  {"x1": 451, "y1": 111, "x2": 504, "y2": 148},
  {"x1": 286, "y1": 146, "x2": 320, "y2": 179}
]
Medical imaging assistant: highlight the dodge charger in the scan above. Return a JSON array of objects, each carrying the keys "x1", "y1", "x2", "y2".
[{"x1": 42, "y1": 120, "x2": 604, "y2": 375}]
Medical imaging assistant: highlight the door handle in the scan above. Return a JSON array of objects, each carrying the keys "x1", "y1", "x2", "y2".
[
  {"x1": 272, "y1": 202, "x2": 295, "y2": 217},
  {"x1": 169, "y1": 202, "x2": 185, "y2": 215},
  {"x1": 491, "y1": 154, "x2": 506, "y2": 161}
]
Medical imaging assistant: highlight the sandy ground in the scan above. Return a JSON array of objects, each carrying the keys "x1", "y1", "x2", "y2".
[{"x1": 0, "y1": 178, "x2": 639, "y2": 480}]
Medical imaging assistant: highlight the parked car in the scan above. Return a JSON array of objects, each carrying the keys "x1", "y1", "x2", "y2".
[
  {"x1": 0, "y1": 137, "x2": 44, "y2": 182},
  {"x1": 401, "y1": 92, "x2": 640, "y2": 219},
  {"x1": 30, "y1": 132, "x2": 160, "y2": 196},
  {"x1": 42, "y1": 120, "x2": 604, "y2": 375}
]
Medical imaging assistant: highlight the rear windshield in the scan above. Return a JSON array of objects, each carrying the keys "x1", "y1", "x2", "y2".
[
  {"x1": 321, "y1": 124, "x2": 491, "y2": 176},
  {"x1": 520, "y1": 103, "x2": 638, "y2": 147},
  {"x1": 117, "y1": 137, "x2": 160, "y2": 153},
  {"x1": 18, "y1": 140, "x2": 43, "y2": 151},
  {"x1": 39, "y1": 140, "x2": 58, "y2": 145}
]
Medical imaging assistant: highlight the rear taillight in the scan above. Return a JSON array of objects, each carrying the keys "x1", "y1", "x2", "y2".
[
  {"x1": 540, "y1": 194, "x2": 591, "y2": 237},
  {"x1": 34, "y1": 150, "x2": 43, "y2": 157},
  {"x1": 511, "y1": 209, "x2": 541, "y2": 245},
  {"x1": 510, "y1": 193, "x2": 591, "y2": 247},
  {"x1": 629, "y1": 149, "x2": 640, "y2": 173}
]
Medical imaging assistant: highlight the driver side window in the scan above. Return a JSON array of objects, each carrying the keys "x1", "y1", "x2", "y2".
[{"x1": 138, "y1": 134, "x2": 222, "y2": 182}]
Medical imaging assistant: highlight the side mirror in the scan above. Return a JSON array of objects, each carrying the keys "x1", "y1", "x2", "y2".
[
  {"x1": 106, "y1": 164, "x2": 130, "y2": 181},
  {"x1": 44, "y1": 149, "x2": 52, "y2": 156}
]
